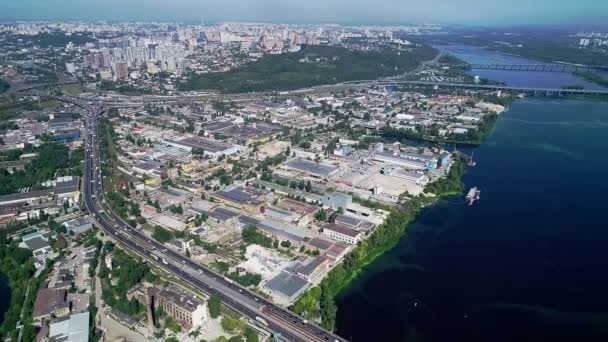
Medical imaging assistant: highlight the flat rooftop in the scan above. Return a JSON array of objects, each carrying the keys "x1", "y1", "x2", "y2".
[
  {"x1": 283, "y1": 158, "x2": 338, "y2": 177},
  {"x1": 167, "y1": 137, "x2": 233, "y2": 153},
  {"x1": 214, "y1": 186, "x2": 267, "y2": 206},
  {"x1": 264, "y1": 271, "x2": 309, "y2": 298},
  {"x1": 335, "y1": 214, "x2": 363, "y2": 228},
  {"x1": 277, "y1": 198, "x2": 319, "y2": 215},
  {"x1": 322, "y1": 223, "x2": 361, "y2": 238},
  {"x1": 204, "y1": 121, "x2": 234, "y2": 133},
  {"x1": 297, "y1": 256, "x2": 328, "y2": 277},
  {"x1": 308, "y1": 237, "x2": 333, "y2": 251},
  {"x1": 238, "y1": 215, "x2": 309, "y2": 241}
]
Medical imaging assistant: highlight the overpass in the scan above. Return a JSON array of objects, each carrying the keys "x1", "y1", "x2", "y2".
[
  {"x1": 53, "y1": 96, "x2": 346, "y2": 342},
  {"x1": 345, "y1": 80, "x2": 608, "y2": 97},
  {"x1": 451, "y1": 63, "x2": 608, "y2": 74}
]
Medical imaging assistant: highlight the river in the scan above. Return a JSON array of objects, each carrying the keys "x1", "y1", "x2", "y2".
[
  {"x1": 335, "y1": 47, "x2": 608, "y2": 342},
  {"x1": 439, "y1": 45, "x2": 607, "y2": 90},
  {"x1": 0, "y1": 273, "x2": 10, "y2": 327}
]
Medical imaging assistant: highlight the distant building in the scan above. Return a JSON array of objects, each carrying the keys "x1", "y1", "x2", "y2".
[{"x1": 113, "y1": 61, "x2": 128, "y2": 80}]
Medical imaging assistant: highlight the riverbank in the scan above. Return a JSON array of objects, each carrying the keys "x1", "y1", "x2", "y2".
[
  {"x1": 334, "y1": 98, "x2": 608, "y2": 341},
  {"x1": 0, "y1": 242, "x2": 43, "y2": 341},
  {"x1": 0, "y1": 221, "x2": 54, "y2": 341},
  {"x1": 291, "y1": 154, "x2": 469, "y2": 330}
]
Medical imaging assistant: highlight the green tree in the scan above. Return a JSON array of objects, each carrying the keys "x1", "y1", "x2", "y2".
[
  {"x1": 152, "y1": 225, "x2": 173, "y2": 243},
  {"x1": 314, "y1": 209, "x2": 327, "y2": 222},
  {"x1": 208, "y1": 295, "x2": 222, "y2": 318},
  {"x1": 221, "y1": 316, "x2": 239, "y2": 333},
  {"x1": 244, "y1": 327, "x2": 259, "y2": 342}
]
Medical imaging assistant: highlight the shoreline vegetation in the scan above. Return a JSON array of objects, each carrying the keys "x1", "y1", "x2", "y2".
[
  {"x1": 295, "y1": 93, "x2": 515, "y2": 330},
  {"x1": 0, "y1": 224, "x2": 52, "y2": 341},
  {"x1": 290, "y1": 154, "x2": 469, "y2": 330}
]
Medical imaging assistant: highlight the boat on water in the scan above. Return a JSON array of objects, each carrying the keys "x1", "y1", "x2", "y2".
[{"x1": 466, "y1": 187, "x2": 481, "y2": 205}]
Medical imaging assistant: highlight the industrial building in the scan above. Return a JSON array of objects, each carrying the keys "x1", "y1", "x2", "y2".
[
  {"x1": 150, "y1": 286, "x2": 208, "y2": 330},
  {"x1": 295, "y1": 256, "x2": 330, "y2": 281},
  {"x1": 48, "y1": 312, "x2": 90, "y2": 342},
  {"x1": 33, "y1": 288, "x2": 70, "y2": 322},
  {"x1": 322, "y1": 223, "x2": 363, "y2": 245},
  {"x1": 132, "y1": 160, "x2": 163, "y2": 178},
  {"x1": 163, "y1": 137, "x2": 240, "y2": 158},
  {"x1": 263, "y1": 271, "x2": 310, "y2": 304},
  {"x1": 211, "y1": 185, "x2": 269, "y2": 212},
  {"x1": 63, "y1": 217, "x2": 93, "y2": 235},
  {"x1": 320, "y1": 192, "x2": 352, "y2": 210},
  {"x1": 282, "y1": 158, "x2": 339, "y2": 178},
  {"x1": 238, "y1": 215, "x2": 310, "y2": 242},
  {"x1": 372, "y1": 151, "x2": 433, "y2": 171},
  {"x1": 382, "y1": 166, "x2": 429, "y2": 185},
  {"x1": 0, "y1": 177, "x2": 80, "y2": 206},
  {"x1": 276, "y1": 198, "x2": 319, "y2": 226}
]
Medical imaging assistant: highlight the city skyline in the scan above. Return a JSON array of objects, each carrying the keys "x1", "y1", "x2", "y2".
[{"x1": 1, "y1": 0, "x2": 607, "y2": 27}]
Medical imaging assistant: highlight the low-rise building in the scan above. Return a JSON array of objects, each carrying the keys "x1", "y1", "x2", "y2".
[
  {"x1": 63, "y1": 217, "x2": 93, "y2": 235},
  {"x1": 295, "y1": 256, "x2": 329, "y2": 281},
  {"x1": 322, "y1": 223, "x2": 363, "y2": 245},
  {"x1": 48, "y1": 311, "x2": 90, "y2": 342},
  {"x1": 150, "y1": 286, "x2": 208, "y2": 330},
  {"x1": 0, "y1": 177, "x2": 80, "y2": 207},
  {"x1": 211, "y1": 186, "x2": 269, "y2": 213},
  {"x1": 276, "y1": 198, "x2": 319, "y2": 226},
  {"x1": 282, "y1": 158, "x2": 339, "y2": 179},
  {"x1": 33, "y1": 288, "x2": 70, "y2": 323},
  {"x1": 163, "y1": 137, "x2": 240, "y2": 159},
  {"x1": 263, "y1": 271, "x2": 309, "y2": 305}
]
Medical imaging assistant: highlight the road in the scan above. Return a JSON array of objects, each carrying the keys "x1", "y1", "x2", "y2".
[{"x1": 53, "y1": 96, "x2": 346, "y2": 342}]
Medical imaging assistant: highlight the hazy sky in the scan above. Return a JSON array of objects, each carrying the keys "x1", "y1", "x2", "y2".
[{"x1": 1, "y1": 0, "x2": 606, "y2": 26}]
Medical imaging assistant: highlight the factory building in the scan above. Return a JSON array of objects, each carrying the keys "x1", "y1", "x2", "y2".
[
  {"x1": 322, "y1": 223, "x2": 363, "y2": 245},
  {"x1": 282, "y1": 158, "x2": 339, "y2": 178},
  {"x1": 137, "y1": 286, "x2": 208, "y2": 330},
  {"x1": 372, "y1": 151, "x2": 433, "y2": 171},
  {"x1": 211, "y1": 185, "x2": 269, "y2": 212},
  {"x1": 162, "y1": 137, "x2": 240, "y2": 159}
]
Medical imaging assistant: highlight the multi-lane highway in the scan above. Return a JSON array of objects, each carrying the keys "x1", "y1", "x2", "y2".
[{"x1": 55, "y1": 96, "x2": 346, "y2": 342}]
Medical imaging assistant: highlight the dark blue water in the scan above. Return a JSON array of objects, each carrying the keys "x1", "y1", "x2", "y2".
[
  {"x1": 336, "y1": 47, "x2": 608, "y2": 342},
  {"x1": 336, "y1": 98, "x2": 608, "y2": 342},
  {"x1": 438, "y1": 45, "x2": 607, "y2": 90},
  {"x1": 0, "y1": 273, "x2": 10, "y2": 326}
]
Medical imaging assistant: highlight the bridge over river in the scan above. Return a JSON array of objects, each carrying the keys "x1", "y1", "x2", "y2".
[
  {"x1": 347, "y1": 80, "x2": 608, "y2": 97},
  {"x1": 451, "y1": 63, "x2": 608, "y2": 74}
]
